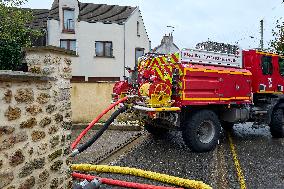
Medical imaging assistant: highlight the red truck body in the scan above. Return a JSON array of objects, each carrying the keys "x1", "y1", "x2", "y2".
[{"x1": 180, "y1": 63, "x2": 251, "y2": 106}]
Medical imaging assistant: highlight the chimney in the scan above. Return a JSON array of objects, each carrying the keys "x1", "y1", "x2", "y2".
[{"x1": 161, "y1": 34, "x2": 173, "y2": 45}]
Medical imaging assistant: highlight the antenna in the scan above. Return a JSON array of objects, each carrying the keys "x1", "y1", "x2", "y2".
[
  {"x1": 260, "y1": 20, "x2": 264, "y2": 50},
  {"x1": 166, "y1": 25, "x2": 175, "y2": 35}
]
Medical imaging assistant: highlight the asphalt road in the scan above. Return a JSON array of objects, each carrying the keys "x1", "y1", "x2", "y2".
[
  {"x1": 228, "y1": 124, "x2": 284, "y2": 189},
  {"x1": 72, "y1": 123, "x2": 284, "y2": 189}
]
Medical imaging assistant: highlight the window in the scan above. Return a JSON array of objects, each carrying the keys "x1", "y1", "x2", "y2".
[
  {"x1": 279, "y1": 57, "x2": 284, "y2": 76},
  {"x1": 135, "y1": 48, "x2": 144, "y2": 66},
  {"x1": 261, "y1": 56, "x2": 273, "y2": 75},
  {"x1": 60, "y1": 39, "x2": 76, "y2": 51},
  {"x1": 63, "y1": 8, "x2": 75, "y2": 32},
  {"x1": 137, "y1": 21, "x2": 140, "y2": 36},
  {"x1": 95, "y1": 41, "x2": 113, "y2": 57}
]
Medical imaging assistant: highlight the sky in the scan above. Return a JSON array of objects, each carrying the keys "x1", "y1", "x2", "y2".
[{"x1": 21, "y1": 0, "x2": 284, "y2": 50}]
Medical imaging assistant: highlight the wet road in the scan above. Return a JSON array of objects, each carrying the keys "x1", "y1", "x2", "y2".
[
  {"x1": 72, "y1": 123, "x2": 284, "y2": 189},
  {"x1": 229, "y1": 124, "x2": 284, "y2": 189}
]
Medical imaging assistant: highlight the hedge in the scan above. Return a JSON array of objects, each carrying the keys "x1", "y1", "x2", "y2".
[{"x1": 0, "y1": 40, "x2": 22, "y2": 70}]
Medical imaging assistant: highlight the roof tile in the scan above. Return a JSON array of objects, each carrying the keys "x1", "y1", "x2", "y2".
[{"x1": 26, "y1": 0, "x2": 136, "y2": 29}]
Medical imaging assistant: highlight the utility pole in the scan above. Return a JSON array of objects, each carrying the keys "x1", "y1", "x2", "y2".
[{"x1": 260, "y1": 19, "x2": 264, "y2": 50}]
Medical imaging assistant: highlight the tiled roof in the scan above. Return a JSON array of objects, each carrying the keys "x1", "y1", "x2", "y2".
[
  {"x1": 25, "y1": 8, "x2": 49, "y2": 29},
  {"x1": 49, "y1": 0, "x2": 59, "y2": 20},
  {"x1": 78, "y1": 3, "x2": 136, "y2": 24},
  {"x1": 26, "y1": 0, "x2": 136, "y2": 29}
]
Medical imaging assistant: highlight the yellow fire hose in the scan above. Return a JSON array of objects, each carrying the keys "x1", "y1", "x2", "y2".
[{"x1": 71, "y1": 164, "x2": 212, "y2": 189}]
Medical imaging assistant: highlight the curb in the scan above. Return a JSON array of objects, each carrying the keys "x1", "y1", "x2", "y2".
[{"x1": 72, "y1": 123, "x2": 142, "y2": 131}]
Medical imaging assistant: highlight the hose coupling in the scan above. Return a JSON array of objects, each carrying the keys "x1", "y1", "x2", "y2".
[
  {"x1": 73, "y1": 178, "x2": 102, "y2": 189},
  {"x1": 71, "y1": 149, "x2": 79, "y2": 157}
]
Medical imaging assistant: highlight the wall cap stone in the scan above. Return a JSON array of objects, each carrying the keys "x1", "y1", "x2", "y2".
[
  {"x1": 24, "y1": 46, "x2": 78, "y2": 57},
  {"x1": 0, "y1": 71, "x2": 56, "y2": 82}
]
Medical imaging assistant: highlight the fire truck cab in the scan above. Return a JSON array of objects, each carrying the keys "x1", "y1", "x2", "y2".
[{"x1": 243, "y1": 50, "x2": 284, "y2": 93}]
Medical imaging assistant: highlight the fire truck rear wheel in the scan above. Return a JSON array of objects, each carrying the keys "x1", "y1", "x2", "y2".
[
  {"x1": 182, "y1": 110, "x2": 221, "y2": 152},
  {"x1": 144, "y1": 121, "x2": 169, "y2": 137},
  {"x1": 269, "y1": 109, "x2": 284, "y2": 138}
]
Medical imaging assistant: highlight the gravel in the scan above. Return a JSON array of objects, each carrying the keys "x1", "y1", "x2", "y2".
[{"x1": 71, "y1": 129, "x2": 141, "y2": 164}]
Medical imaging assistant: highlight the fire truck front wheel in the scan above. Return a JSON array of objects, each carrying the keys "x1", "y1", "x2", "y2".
[
  {"x1": 182, "y1": 110, "x2": 221, "y2": 152},
  {"x1": 269, "y1": 109, "x2": 284, "y2": 138}
]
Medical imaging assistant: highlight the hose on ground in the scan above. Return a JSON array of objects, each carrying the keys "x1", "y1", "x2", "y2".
[
  {"x1": 72, "y1": 172, "x2": 184, "y2": 189},
  {"x1": 71, "y1": 164, "x2": 212, "y2": 189},
  {"x1": 71, "y1": 96, "x2": 128, "y2": 150},
  {"x1": 71, "y1": 105, "x2": 128, "y2": 156}
]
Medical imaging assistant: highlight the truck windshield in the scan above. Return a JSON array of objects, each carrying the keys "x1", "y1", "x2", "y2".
[
  {"x1": 279, "y1": 57, "x2": 284, "y2": 76},
  {"x1": 261, "y1": 56, "x2": 273, "y2": 75}
]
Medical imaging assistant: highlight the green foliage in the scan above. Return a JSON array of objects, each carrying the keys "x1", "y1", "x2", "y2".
[
  {"x1": 271, "y1": 19, "x2": 284, "y2": 53},
  {"x1": 0, "y1": 0, "x2": 27, "y2": 6},
  {"x1": 0, "y1": 40, "x2": 22, "y2": 70},
  {"x1": 0, "y1": 0, "x2": 42, "y2": 70}
]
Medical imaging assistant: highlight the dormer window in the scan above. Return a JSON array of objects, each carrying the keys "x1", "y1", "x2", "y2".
[{"x1": 63, "y1": 8, "x2": 75, "y2": 33}]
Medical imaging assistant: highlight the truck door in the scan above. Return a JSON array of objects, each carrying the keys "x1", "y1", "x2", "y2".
[
  {"x1": 275, "y1": 56, "x2": 284, "y2": 92},
  {"x1": 260, "y1": 55, "x2": 274, "y2": 92}
]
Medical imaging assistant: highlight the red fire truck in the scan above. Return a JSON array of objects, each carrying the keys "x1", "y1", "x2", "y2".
[{"x1": 112, "y1": 48, "x2": 284, "y2": 152}]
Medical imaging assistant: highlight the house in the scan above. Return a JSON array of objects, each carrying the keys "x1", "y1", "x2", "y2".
[
  {"x1": 152, "y1": 33, "x2": 179, "y2": 54},
  {"x1": 27, "y1": 0, "x2": 151, "y2": 81}
]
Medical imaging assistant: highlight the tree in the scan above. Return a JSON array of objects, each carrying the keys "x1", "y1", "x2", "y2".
[
  {"x1": 0, "y1": 0, "x2": 42, "y2": 70},
  {"x1": 271, "y1": 19, "x2": 284, "y2": 53}
]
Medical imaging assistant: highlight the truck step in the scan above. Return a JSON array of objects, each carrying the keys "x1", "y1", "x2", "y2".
[{"x1": 253, "y1": 110, "x2": 268, "y2": 114}]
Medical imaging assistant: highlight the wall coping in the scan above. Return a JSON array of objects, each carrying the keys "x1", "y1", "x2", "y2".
[
  {"x1": 0, "y1": 70, "x2": 56, "y2": 82},
  {"x1": 24, "y1": 46, "x2": 78, "y2": 57}
]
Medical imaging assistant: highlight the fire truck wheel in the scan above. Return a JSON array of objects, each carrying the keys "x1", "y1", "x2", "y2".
[
  {"x1": 144, "y1": 121, "x2": 169, "y2": 137},
  {"x1": 269, "y1": 109, "x2": 284, "y2": 138},
  {"x1": 182, "y1": 110, "x2": 221, "y2": 152}
]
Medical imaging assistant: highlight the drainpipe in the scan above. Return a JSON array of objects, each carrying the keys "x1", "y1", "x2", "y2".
[
  {"x1": 123, "y1": 23, "x2": 126, "y2": 78},
  {"x1": 46, "y1": 20, "x2": 49, "y2": 45}
]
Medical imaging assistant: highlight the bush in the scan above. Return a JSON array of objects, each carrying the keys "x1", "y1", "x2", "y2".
[
  {"x1": 0, "y1": 0, "x2": 42, "y2": 71},
  {"x1": 0, "y1": 40, "x2": 22, "y2": 70}
]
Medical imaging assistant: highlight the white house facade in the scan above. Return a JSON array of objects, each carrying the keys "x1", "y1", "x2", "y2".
[{"x1": 28, "y1": 0, "x2": 151, "y2": 81}]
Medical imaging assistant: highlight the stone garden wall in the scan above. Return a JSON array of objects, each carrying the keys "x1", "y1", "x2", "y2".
[{"x1": 0, "y1": 46, "x2": 75, "y2": 189}]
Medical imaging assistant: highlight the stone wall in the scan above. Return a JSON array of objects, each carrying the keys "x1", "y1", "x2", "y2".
[{"x1": 0, "y1": 46, "x2": 75, "y2": 189}]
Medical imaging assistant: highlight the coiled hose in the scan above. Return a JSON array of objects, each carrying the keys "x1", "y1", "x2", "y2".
[
  {"x1": 71, "y1": 105, "x2": 128, "y2": 157},
  {"x1": 71, "y1": 164, "x2": 212, "y2": 189}
]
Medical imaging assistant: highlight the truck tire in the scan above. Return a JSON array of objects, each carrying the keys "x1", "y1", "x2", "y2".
[
  {"x1": 144, "y1": 120, "x2": 169, "y2": 137},
  {"x1": 269, "y1": 109, "x2": 284, "y2": 138},
  {"x1": 182, "y1": 110, "x2": 221, "y2": 152}
]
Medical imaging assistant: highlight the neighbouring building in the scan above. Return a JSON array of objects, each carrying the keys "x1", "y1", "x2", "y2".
[
  {"x1": 27, "y1": 0, "x2": 151, "y2": 81},
  {"x1": 152, "y1": 33, "x2": 179, "y2": 54}
]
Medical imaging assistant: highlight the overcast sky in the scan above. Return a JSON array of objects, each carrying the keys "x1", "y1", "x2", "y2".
[{"x1": 21, "y1": 0, "x2": 283, "y2": 50}]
